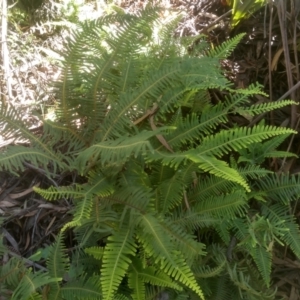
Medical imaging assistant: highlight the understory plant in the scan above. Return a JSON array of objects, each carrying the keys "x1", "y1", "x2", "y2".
[{"x1": 1, "y1": 7, "x2": 300, "y2": 300}]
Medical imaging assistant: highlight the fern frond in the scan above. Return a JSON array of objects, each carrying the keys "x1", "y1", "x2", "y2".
[
  {"x1": 46, "y1": 233, "x2": 69, "y2": 299},
  {"x1": 43, "y1": 120, "x2": 87, "y2": 150},
  {"x1": 250, "y1": 245, "x2": 272, "y2": 287},
  {"x1": 11, "y1": 271, "x2": 58, "y2": 300},
  {"x1": 257, "y1": 173, "x2": 300, "y2": 203},
  {"x1": 238, "y1": 164, "x2": 271, "y2": 180},
  {"x1": 146, "y1": 151, "x2": 187, "y2": 170},
  {"x1": 155, "y1": 172, "x2": 185, "y2": 213},
  {"x1": 234, "y1": 100, "x2": 297, "y2": 116},
  {"x1": 227, "y1": 264, "x2": 276, "y2": 299},
  {"x1": 196, "y1": 125, "x2": 296, "y2": 158},
  {"x1": 85, "y1": 246, "x2": 104, "y2": 260},
  {"x1": 207, "y1": 33, "x2": 246, "y2": 58},
  {"x1": 0, "y1": 105, "x2": 33, "y2": 141},
  {"x1": 0, "y1": 146, "x2": 67, "y2": 175},
  {"x1": 188, "y1": 175, "x2": 239, "y2": 203},
  {"x1": 0, "y1": 257, "x2": 25, "y2": 288},
  {"x1": 101, "y1": 226, "x2": 136, "y2": 300},
  {"x1": 61, "y1": 275, "x2": 102, "y2": 300},
  {"x1": 194, "y1": 191, "x2": 248, "y2": 218},
  {"x1": 112, "y1": 163, "x2": 153, "y2": 211},
  {"x1": 186, "y1": 153, "x2": 250, "y2": 191},
  {"x1": 160, "y1": 105, "x2": 229, "y2": 150},
  {"x1": 62, "y1": 196, "x2": 96, "y2": 230},
  {"x1": 77, "y1": 130, "x2": 159, "y2": 172},
  {"x1": 129, "y1": 257, "x2": 182, "y2": 300},
  {"x1": 128, "y1": 261, "x2": 145, "y2": 300},
  {"x1": 161, "y1": 218, "x2": 206, "y2": 263},
  {"x1": 171, "y1": 209, "x2": 218, "y2": 232},
  {"x1": 34, "y1": 185, "x2": 82, "y2": 201},
  {"x1": 138, "y1": 214, "x2": 204, "y2": 299},
  {"x1": 262, "y1": 204, "x2": 300, "y2": 257},
  {"x1": 193, "y1": 260, "x2": 226, "y2": 278},
  {"x1": 100, "y1": 66, "x2": 182, "y2": 140}
]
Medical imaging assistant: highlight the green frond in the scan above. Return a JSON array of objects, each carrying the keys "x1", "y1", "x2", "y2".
[
  {"x1": 264, "y1": 150, "x2": 296, "y2": 159},
  {"x1": 250, "y1": 245, "x2": 272, "y2": 287},
  {"x1": 193, "y1": 260, "x2": 226, "y2": 278},
  {"x1": 28, "y1": 293, "x2": 43, "y2": 300},
  {"x1": 137, "y1": 214, "x2": 204, "y2": 299},
  {"x1": 0, "y1": 145, "x2": 67, "y2": 175},
  {"x1": 128, "y1": 262, "x2": 145, "y2": 300},
  {"x1": 197, "y1": 125, "x2": 296, "y2": 158},
  {"x1": 47, "y1": 233, "x2": 69, "y2": 278},
  {"x1": 34, "y1": 185, "x2": 84, "y2": 201},
  {"x1": 112, "y1": 163, "x2": 153, "y2": 211},
  {"x1": 0, "y1": 104, "x2": 34, "y2": 141},
  {"x1": 238, "y1": 165, "x2": 271, "y2": 180},
  {"x1": 84, "y1": 173, "x2": 115, "y2": 197},
  {"x1": 262, "y1": 204, "x2": 300, "y2": 257},
  {"x1": 214, "y1": 220, "x2": 232, "y2": 244},
  {"x1": 101, "y1": 226, "x2": 136, "y2": 300},
  {"x1": 77, "y1": 131, "x2": 159, "y2": 172},
  {"x1": 43, "y1": 120, "x2": 87, "y2": 150},
  {"x1": 63, "y1": 194, "x2": 94, "y2": 230},
  {"x1": 146, "y1": 151, "x2": 187, "y2": 169},
  {"x1": 85, "y1": 247, "x2": 104, "y2": 260},
  {"x1": 181, "y1": 57, "x2": 231, "y2": 89},
  {"x1": 129, "y1": 257, "x2": 182, "y2": 300},
  {"x1": 194, "y1": 191, "x2": 248, "y2": 218},
  {"x1": 227, "y1": 264, "x2": 276, "y2": 299},
  {"x1": 100, "y1": 66, "x2": 182, "y2": 140},
  {"x1": 149, "y1": 164, "x2": 176, "y2": 185},
  {"x1": 11, "y1": 271, "x2": 58, "y2": 300},
  {"x1": 171, "y1": 209, "x2": 218, "y2": 231},
  {"x1": 154, "y1": 172, "x2": 184, "y2": 213},
  {"x1": 0, "y1": 106, "x2": 70, "y2": 172},
  {"x1": 186, "y1": 153, "x2": 250, "y2": 191},
  {"x1": 0, "y1": 257, "x2": 25, "y2": 288},
  {"x1": 46, "y1": 233, "x2": 69, "y2": 299},
  {"x1": 159, "y1": 218, "x2": 206, "y2": 263},
  {"x1": 222, "y1": 92, "x2": 252, "y2": 111},
  {"x1": 155, "y1": 87, "x2": 187, "y2": 118},
  {"x1": 160, "y1": 105, "x2": 229, "y2": 150},
  {"x1": 189, "y1": 175, "x2": 239, "y2": 203},
  {"x1": 233, "y1": 82, "x2": 268, "y2": 96},
  {"x1": 238, "y1": 134, "x2": 295, "y2": 164},
  {"x1": 112, "y1": 185, "x2": 152, "y2": 213},
  {"x1": 234, "y1": 100, "x2": 297, "y2": 116},
  {"x1": 257, "y1": 173, "x2": 300, "y2": 203},
  {"x1": 61, "y1": 275, "x2": 102, "y2": 300},
  {"x1": 206, "y1": 275, "x2": 235, "y2": 300},
  {"x1": 207, "y1": 33, "x2": 246, "y2": 58}
]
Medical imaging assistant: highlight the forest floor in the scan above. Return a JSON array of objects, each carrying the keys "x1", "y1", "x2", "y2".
[{"x1": 1, "y1": 0, "x2": 300, "y2": 298}]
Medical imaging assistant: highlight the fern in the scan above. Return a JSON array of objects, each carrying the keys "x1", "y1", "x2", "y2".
[{"x1": 1, "y1": 6, "x2": 299, "y2": 300}]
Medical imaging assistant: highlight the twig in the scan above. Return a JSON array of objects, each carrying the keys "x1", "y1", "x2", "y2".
[
  {"x1": 1, "y1": 0, "x2": 13, "y2": 103},
  {"x1": 133, "y1": 103, "x2": 159, "y2": 125},
  {"x1": 277, "y1": 0, "x2": 297, "y2": 128},
  {"x1": 149, "y1": 114, "x2": 174, "y2": 153},
  {"x1": 8, "y1": 249, "x2": 48, "y2": 272},
  {"x1": 183, "y1": 190, "x2": 190, "y2": 212}
]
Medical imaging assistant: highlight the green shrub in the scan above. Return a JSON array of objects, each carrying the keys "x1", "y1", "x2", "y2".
[{"x1": 0, "y1": 7, "x2": 299, "y2": 300}]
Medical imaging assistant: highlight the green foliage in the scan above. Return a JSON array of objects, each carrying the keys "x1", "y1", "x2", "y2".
[
  {"x1": 1, "y1": 7, "x2": 300, "y2": 300},
  {"x1": 231, "y1": 0, "x2": 267, "y2": 26}
]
